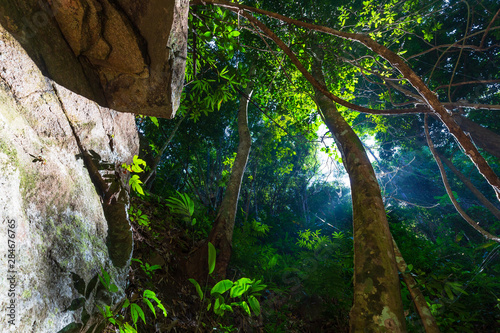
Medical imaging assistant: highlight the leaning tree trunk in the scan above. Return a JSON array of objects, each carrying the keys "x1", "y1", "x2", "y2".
[
  {"x1": 312, "y1": 51, "x2": 406, "y2": 332},
  {"x1": 207, "y1": 76, "x2": 254, "y2": 279},
  {"x1": 392, "y1": 237, "x2": 440, "y2": 333}
]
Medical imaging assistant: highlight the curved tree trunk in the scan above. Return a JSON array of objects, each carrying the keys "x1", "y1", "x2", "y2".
[
  {"x1": 207, "y1": 74, "x2": 255, "y2": 279},
  {"x1": 312, "y1": 51, "x2": 406, "y2": 332}
]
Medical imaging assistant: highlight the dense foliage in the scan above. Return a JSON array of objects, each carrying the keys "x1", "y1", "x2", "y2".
[{"x1": 118, "y1": 0, "x2": 500, "y2": 332}]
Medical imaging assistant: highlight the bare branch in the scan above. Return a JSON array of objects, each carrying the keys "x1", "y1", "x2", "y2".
[
  {"x1": 424, "y1": 114, "x2": 500, "y2": 243},
  {"x1": 480, "y1": 7, "x2": 500, "y2": 49}
]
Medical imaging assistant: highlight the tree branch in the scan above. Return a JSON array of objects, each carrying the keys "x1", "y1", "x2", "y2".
[
  {"x1": 194, "y1": 0, "x2": 500, "y2": 200},
  {"x1": 424, "y1": 114, "x2": 500, "y2": 243}
]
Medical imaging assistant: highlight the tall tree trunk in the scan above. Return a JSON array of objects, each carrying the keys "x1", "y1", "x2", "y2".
[
  {"x1": 207, "y1": 75, "x2": 254, "y2": 279},
  {"x1": 312, "y1": 51, "x2": 406, "y2": 332}
]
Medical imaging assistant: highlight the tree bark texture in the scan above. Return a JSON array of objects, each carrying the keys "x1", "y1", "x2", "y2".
[
  {"x1": 392, "y1": 237, "x2": 440, "y2": 333},
  {"x1": 452, "y1": 114, "x2": 500, "y2": 160},
  {"x1": 207, "y1": 75, "x2": 254, "y2": 279},
  {"x1": 312, "y1": 53, "x2": 406, "y2": 332}
]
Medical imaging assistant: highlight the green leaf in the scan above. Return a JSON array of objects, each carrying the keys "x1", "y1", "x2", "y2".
[
  {"x1": 213, "y1": 297, "x2": 223, "y2": 315},
  {"x1": 229, "y1": 30, "x2": 240, "y2": 38},
  {"x1": 203, "y1": 31, "x2": 211, "y2": 38},
  {"x1": 220, "y1": 303, "x2": 234, "y2": 312},
  {"x1": 241, "y1": 301, "x2": 251, "y2": 316},
  {"x1": 444, "y1": 284, "x2": 454, "y2": 300},
  {"x1": 149, "y1": 265, "x2": 161, "y2": 271},
  {"x1": 208, "y1": 242, "x2": 216, "y2": 274},
  {"x1": 109, "y1": 283, "x2": 118, "y2": 293},
  {"x1": 150, "y1": 116, "x2": 159, "y2": 127},
  {"x1": 156, "y1": 301, "x2": 167, "y2": 317},
  {"x1": 129, "y1": 175, "x2": 144, "y2": 195},
  {"x1": 122, "y1": 323, "x2": 137, "y2": 333},
  {"x1": 248, "y1": 295, "x2": 261, "y2": 315},
  {"x1": 130, "y1": 303, "x2": 146, "y2": 325},
  {"x1": 143, "y1": 289, "x2": 156, "y2": 299},
  {"x1": 230, "y1": 278, "x2": 251, "y2": 298},
  {"x1": 211, "y1": 280, "x2": 234, "y2": 295},
  {"x1": 123, "y1": 299, "x2": 130, "y2": 309},
  {"x1": 99, "y1": 267, "x2": 110, "y2": 288},
  {"x1": 142, "y1": 298, "x2": 156, "y2": 318},
  {"x1": 189, "y1": 278, "x2": 204, "y2": 300},
  {"x1": 131, "y1": 155, "x2": 146, "y2": 173},
  {"x1": 231, "y1": 300, "x2": 251, "y2": 315}
]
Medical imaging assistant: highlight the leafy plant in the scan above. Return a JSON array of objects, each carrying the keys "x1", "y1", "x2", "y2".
[
  {"x1": 122, "y1": 155, "x2": 148, "y2": 195},
  {"x1": 131, "y1": 258, "x2": 162, "y2": 278},
  {"x1": 128, "y1": 206, "x2": 150, "y2": 229},
  {"x1": 166, "y1": 191, "x2": 196, "y2": 226},
  {"x1": 97, "y1": 268, "x2": 167, "y2": 333},
  {"x1": 98, "y1": 267, "x2": 119, "y2": 293},
  {"x1": 188, "y1": 242, "x2": 266, "y2": 328}
]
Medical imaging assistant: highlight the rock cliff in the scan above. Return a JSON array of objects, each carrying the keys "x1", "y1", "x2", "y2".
[{"x1": 0, "y1": 0, "x2": 188, "y2": 119}]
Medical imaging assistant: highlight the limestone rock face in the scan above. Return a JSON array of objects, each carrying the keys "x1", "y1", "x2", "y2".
[
  {"x1": 0, "y1": 24, "x2": 138, "y2": 333},
  {"x1": 0, "y1": 0, "x2": 188, "y2": 119}
]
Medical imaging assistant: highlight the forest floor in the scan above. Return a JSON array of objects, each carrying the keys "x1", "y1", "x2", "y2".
[{"x1": 118, "y1": 195, "x2": 348, "y2": 333}]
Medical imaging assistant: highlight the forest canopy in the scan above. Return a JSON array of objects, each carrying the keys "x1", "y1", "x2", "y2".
[{"x1": 127, "y1": 1, "x2": 500, "y2": 332}]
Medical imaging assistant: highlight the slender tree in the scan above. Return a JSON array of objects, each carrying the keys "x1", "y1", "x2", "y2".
[{"x1": 312, "y1": 47, "x2": 406, "y2": 332}]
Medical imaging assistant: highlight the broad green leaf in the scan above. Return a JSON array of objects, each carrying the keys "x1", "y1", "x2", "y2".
[
  {"x1": 230, "y1": 281, "x2": 251, "y2": 298},
  {"x1": 99, "y1": 267, "x2": 110, "y2": 288},
  {"x1": 211, "y1": 280, "x2": 233, "y2": 295},
  {"x1": 135, "y1": 303, "x2": 146, "y2": 324},
  {"x1": 232, "y1": 300, "x2": 251, "y2": 316},
  {"x1": 142, "y1": 298, "x2": 156, "y2": 318},
  {"x1": 248, "y1": 295, "x2": 261, "y2": 315},
  {"x1": 241, "y1": 301, "x2": 251, "y2": 316},
  {"x1": 130, "y1": 303, "x2": 142, "y2": 325},
  {"x1": 189, "y1": 278, "x2": 204, "y2": 300},
  {"x1": 214, "y1": 297, "x2": 223, "y2": 315},
  {"x1": 131, "y1": 155, "x2": 146, "y2": 173},
  {"x1": 235, "y1": 277, "x2": 252, "y2": 285},
  {"x1": 208, "y1": 242, "x2": 216, "y2": 274},
  {"x1": 475, "y1": 241, "x2": 496, "y2": 250}
]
